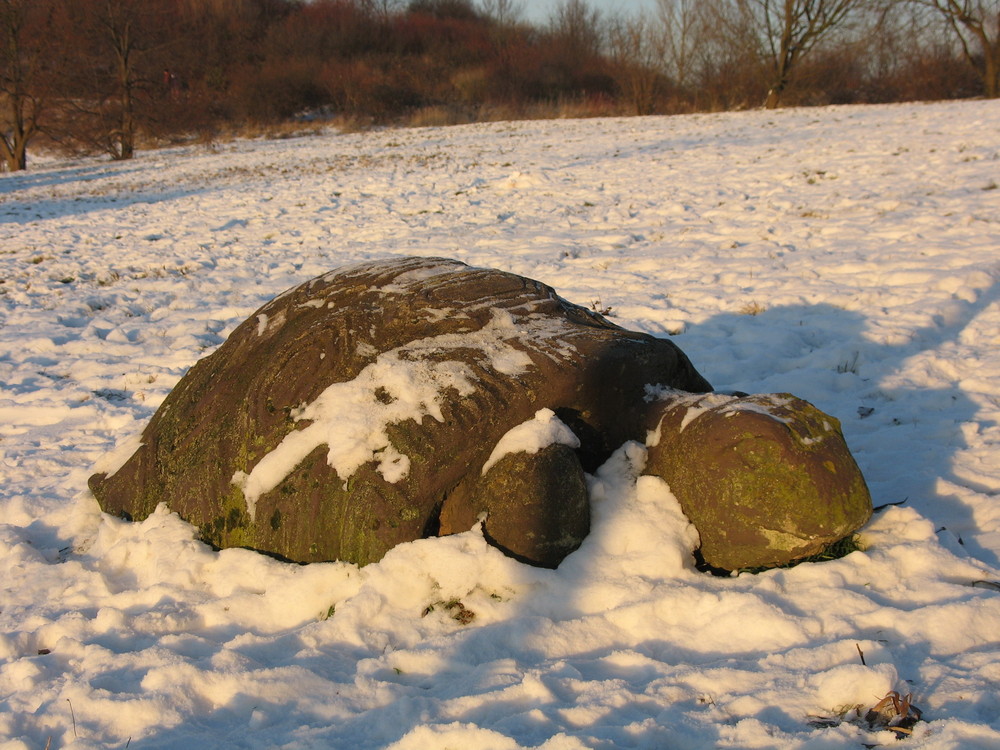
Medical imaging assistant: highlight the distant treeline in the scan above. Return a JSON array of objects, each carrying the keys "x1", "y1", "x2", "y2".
[{"x1": 1, "y1": 0, "x2": 997, "y2": 170}]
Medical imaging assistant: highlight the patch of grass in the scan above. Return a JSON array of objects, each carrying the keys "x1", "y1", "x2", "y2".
[
  {"x1": 421, "y1": 598, "x2": 476, "y2": 625},
  {"x1": 589, "y1": 298, "x2": 614, "y2": 316},
  {"x1": 837, "y1": 351, "x2": 860, "y2": 374},
  {"x1": 806, "y1": 533, "x2": 865, "y2": 562},
  {"x1": 406, "y1": 105, "x2": 474, "y2": 129}
]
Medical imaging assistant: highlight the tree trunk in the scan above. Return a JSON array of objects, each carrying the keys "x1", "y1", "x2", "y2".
[
  {"x1": 0, "y1": 138, "x2": 26, "y2": 171},
  {"x1": 0, "y1": 0, "x2": 47, "y2": 171},
  {"x1": 962, "y1": 13, "x2": 1000, "y2": 98},
  {"x1": 0, "y1": 112, "x2": 33, "y2": 170},
  {"x1": 117, "y1": 84, "x2": 135, "y2": 159},
  {"x1": 14, "y1": 136, "x2": 27, "y2": 170},
  {"x1": 113, "y1": 10, "x2": 136, "y2": 160},
  {"x1": 979, "y1": 33, "x2": 998, "y2": 98},
  {"x1": 938, "y1": 0, "x2": 1000, "y2": 99}
]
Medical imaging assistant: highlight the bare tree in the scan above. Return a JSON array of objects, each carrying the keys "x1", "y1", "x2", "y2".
[
  {"x1": 361, "y1": 0, "x2": 405, "y2": 22},
  {"x1": 101, "y1": 0, "x2": 140, "y2": 159},
  {"x1": 478, "y1": 0, "x2": 525, "y2": 101},
  {"x1": 607, "y1": 12, "x2": 665, "y2": 114},
  {"x1": 59, "y1": 0, "x2": 172, "y2": 160},
  {"x1": 711, "y1": 0, "x2": 869, "y2": 108},
  {"x1": 917, "y1": 0, "x2": 999, "y2": 96},
  {"x1": 407, "y1": 0, "x2": 480, "y2": 19},
  {"x1": 478, "y1": 0, "x2": 523, "y2": 26},
  {"x1": 549, "y1": 0, "x2": 603, "y2": 61},
  {"x1": 656, "y1": 0, "x2": 705, "y2": 89},
  {"x1": 0, "y1": 0, "x2": 52, "y2": 170}
]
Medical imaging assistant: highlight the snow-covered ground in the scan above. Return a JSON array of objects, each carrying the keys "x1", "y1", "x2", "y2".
[{"x1": 1, "y1": 100, "x2": 999, "y2": 749}]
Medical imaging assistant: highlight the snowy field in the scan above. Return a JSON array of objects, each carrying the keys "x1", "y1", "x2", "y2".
[{"x1": 1, "y1": 100, "x2": 999, "y2": 749}]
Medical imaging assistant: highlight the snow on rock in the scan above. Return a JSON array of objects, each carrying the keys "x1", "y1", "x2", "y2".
[
  {"x1": 2, "y1": 100, "x2": 1000, "y2": 748},
  {"x1": 231, "y1": 320, "x2": 498, "y2": 514},
  {"x1": 481, "y1": 408, "x2": 581, "y2": 475}
]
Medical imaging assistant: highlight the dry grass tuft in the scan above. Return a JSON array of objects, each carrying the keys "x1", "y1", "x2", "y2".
[
  {"x1": 421, "y1": 598, "x2": 476, "y2": 625},
  {"x1": 738, "y1": 300, "x2": 767, "y2": 316},
  {"x1": 809, "y1": 690, "x2": 924, "y2": 740}
]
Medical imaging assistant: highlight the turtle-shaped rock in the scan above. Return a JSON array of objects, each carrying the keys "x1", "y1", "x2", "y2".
[{"x1": 90, "y1": 257, "x2": 872, "y2": 570}]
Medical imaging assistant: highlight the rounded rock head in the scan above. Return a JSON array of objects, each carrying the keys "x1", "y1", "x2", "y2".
[{"x1": 644, "y1": 392, "x2": 872, "y2": 572}]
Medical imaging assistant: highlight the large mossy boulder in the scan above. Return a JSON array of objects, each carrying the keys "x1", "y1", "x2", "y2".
[
  {"x1": 90, "y1": 257, "x2": 711, "y2": 566},
  {"x1": 89, "y1": 256, "x2": 872, "y2": 571}
]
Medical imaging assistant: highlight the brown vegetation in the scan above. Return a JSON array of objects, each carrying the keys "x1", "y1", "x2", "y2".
[{"x1": 1, "y1": 0, "x2": 996, "y2": 170}]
